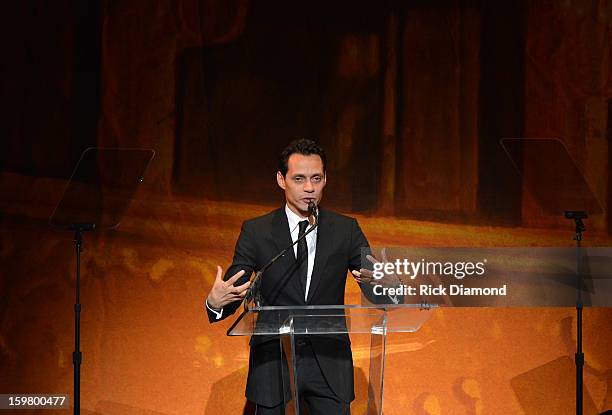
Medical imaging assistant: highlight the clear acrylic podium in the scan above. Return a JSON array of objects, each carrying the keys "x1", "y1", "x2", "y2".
[{"x1": 228, "y1": 304, "x2": 435, "y2": 415}]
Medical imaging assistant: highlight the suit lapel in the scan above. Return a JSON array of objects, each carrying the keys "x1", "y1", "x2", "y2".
[
  {"x1": 270, "y1": 207, "x2": 306, "y2": 300},
  {"x1": 270, "y1": 208, "x2": 294, "y2": 256},
  {"x1": 307, "y1": 208, "x2": 333, "y2": 304}
]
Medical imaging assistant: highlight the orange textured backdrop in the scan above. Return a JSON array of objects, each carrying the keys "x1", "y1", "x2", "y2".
[
  {"x1": 1, "y1": 1, "x2": 612, "y2": 414},
  {"x1": 1, "y1": 173, "x2": 611, "y2": 414}
]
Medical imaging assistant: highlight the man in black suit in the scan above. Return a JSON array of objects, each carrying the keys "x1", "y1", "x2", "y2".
[{"x1": 206, "y1": 139, "x2": 378, "y2": 415}]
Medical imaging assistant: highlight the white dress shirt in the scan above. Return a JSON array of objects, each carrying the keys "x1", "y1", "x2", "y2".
[{"x1": 206, "y1": 205, "x2": 317, "y2": 319}]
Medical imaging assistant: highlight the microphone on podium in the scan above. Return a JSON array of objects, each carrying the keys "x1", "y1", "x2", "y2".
[{"x1": 243, "y1": 201, "x2": 320, "y2": 308}]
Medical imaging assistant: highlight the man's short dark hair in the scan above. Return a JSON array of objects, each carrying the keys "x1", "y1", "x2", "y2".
[{"x1": 278, "y1": 139, "x2": 327, "y2": 176}]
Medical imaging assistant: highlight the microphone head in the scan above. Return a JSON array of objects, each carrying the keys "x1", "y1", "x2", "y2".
[{"x1": 308, "y1": 201, "x2": 318, "y2": 217}]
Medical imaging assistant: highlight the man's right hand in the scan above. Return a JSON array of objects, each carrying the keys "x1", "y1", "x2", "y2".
[{"x1": 206, "y1": 266, "x2": 250, "y2": 310}]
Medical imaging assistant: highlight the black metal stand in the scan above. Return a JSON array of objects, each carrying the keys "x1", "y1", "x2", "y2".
[
  {"x1": 70, "y1": 223, "x2": 94, "y2": 415},
  {"x1": 565, "y1": 211, "x2": 586, "y2": 415},
  {"x1": 48, "y1": 148, "x2": 154, "y2": 414}
]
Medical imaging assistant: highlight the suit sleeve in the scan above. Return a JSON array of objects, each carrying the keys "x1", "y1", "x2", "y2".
[
  {"x1": 348, "y1": 218, "x2": 402, "y2": 305},
  {"x1": 348, "y1": 218, "x2": 370, "y2": 273},
  {"x1": 348, "y1": 218, "x2": 377, "y2": 303},
  {"x1": 206, "y1": 221, "x2": 257, "y2": 323}
]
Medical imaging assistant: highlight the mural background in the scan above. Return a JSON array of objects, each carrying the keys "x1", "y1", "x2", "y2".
[{"x1": 1, "y1": 1, "x2": 611, "y2": 413}]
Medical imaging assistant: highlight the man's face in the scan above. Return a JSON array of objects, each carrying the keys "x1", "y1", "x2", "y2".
[{"x1": 277, "y1": 153, "x2": 326, "y2": 217}]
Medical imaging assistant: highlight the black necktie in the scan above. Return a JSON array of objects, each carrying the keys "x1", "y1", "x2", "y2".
[{"x1": 297, "y1": 220, "x2": 309, "y2": 296}]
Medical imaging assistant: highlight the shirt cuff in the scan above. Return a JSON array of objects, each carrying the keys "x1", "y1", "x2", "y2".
[{"x1": 206, "y1": 299, "x2": 224, "y2": 320}]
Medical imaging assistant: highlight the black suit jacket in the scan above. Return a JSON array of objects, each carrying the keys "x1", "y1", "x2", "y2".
[{"x1": 207, "y1": 207, "x2": 372, "y2": 406}]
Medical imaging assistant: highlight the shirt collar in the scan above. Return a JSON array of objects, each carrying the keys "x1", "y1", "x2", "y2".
[{"x1": 285, "y1": 204, "x2": 309, "y2": 233}]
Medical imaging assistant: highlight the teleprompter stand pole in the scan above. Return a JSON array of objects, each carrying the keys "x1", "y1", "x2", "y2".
[
  {"x1": 70, "y1": 223, "x2": 95, "y2": 415},
  {"x1": 49, "y1": 147, "x2": 155, "y2": 414},
  {"x1": 564, "y1": 210, "x2": 586, "y2": 415}
]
